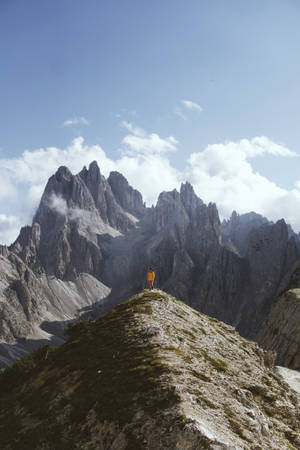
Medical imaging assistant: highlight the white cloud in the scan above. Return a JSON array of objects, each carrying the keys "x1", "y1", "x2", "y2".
[
  {"x1": 187, "y1": 138, "x2": 299, "y2": 226},
  {"x1": 26, "y1": 184, "x2": 45, "y2": 210},
  {"x1": 0, "y1": 130, "x2": 300, "y2": 245},
  {"x1": 182, "y1": 100, "x2": 203, "y2": 113},
  {"x1": 0, "y1": 173, "x2": 17, "y2": 200},
  {"x1": 48, "y1": 194, "x2": 68, "y2": 216},
  {"x1": 116, "y1": 154, "x2": 182, "y2": 206},
  {"x1": 0, "y1": 137, "x2": 114, "y2": 186},
  {"x1": 219, "y1": 136, "x2": 297, "y2": 158},
  {"x1": 121, "y1": 121, "x2": 145, "y2": 137},
  {"x1": 122, "y1": 124, "x2": 178, "y2": 156},
  {"x1": 0, "y1": 214, "x2": 23, "y2": 245},
  {"x1": 62, "y1": 116, "x2": 90, "y2": 127}
]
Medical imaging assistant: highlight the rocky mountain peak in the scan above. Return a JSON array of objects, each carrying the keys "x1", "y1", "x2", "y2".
[
  {"x1": 157, "y1": 188, "x2": 180, "y2": 205},
  {"x1": 88, "y1": 159, "x2": 101, "y2": 175},
  {"x1": 180, "y1": 181, "x2": 203, "y2": 213},
  {"x1": 0, "y1": 290, "x2": 298, "y2": 449},
  {"x1": 78, "y1": 160, "x2": 101, "y2": 185},
  {"x1": 54, "y1": 165, "x2": 73, "y2": 182},
  {"x1": 153, "y1": 189, "x2": 189, "y2": 233},
  {"x1": 108, "y1": 170, "x2": 145, "y2": 217},
  {"x1": 207, "y1": 201, "x2": 220, "y2": 224}
]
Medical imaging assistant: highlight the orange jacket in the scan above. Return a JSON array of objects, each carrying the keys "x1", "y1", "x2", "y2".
[{"x1": 147, "y1": 270, "x2": 155, "y2": 281}]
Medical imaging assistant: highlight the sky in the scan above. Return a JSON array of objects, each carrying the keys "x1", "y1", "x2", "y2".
[{"x1": 1, "y1": 0, "x2": 300, "y2": 244}]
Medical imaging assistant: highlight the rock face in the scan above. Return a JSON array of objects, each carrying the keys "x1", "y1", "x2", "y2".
[
  {"x1": 11, "y1": 162, "x2": 144, "y2": 280},
  {"x1": 0, "y1": 245, "x2": 110, "y2": 367},
  {"x1": 2, "y1": 161, "x2": 299, "y2": 366},
  {"x1": 0, "y1": 291, "x2": 299, "y2": 449},
  {"x1": 107, "y1": 170, "x2": 145, "y2": 218},
  {"x1": 221, "y1": 211, "x2": 270, "y2": 256},
  {"x1": 257, "y1": 289, "x2": 300, "y2": 370},
  {"x1": 237, "y1": 219, "x2": 299, "y2": 336}
]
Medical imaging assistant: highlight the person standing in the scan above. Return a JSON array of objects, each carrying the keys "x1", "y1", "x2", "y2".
[{"x1": 147, "y1": 267, "x2": 155, "y2": 289}]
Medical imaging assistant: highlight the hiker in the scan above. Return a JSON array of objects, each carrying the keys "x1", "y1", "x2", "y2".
[{"x1": 147, "y1": 267, "x2": 155, "y2": 290}]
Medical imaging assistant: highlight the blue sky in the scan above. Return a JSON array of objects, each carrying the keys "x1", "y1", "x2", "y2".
[{"x1": 1, "y1": 0, "x2": 300, "y2": 243}]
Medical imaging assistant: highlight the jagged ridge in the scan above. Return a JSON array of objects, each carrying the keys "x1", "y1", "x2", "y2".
[{"x1": 2, "y1": 160, "x2": 300, "y2": 369}]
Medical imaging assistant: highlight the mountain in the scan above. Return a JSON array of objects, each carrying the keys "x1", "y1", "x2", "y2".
[
  {"x1": 11, "y1": 163, "x2": 144, "y2": 279},
  {"x1": 0, "y1": 161, "x2": 299, "y2": 366},
  {"x1": 0, "y1": 290, "x2": 299, "y2": 450}
]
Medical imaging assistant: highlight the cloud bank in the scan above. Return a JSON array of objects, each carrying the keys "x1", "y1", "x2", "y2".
[{"x1": 0, "y1": 123, "x2": 299, "y2": 244}]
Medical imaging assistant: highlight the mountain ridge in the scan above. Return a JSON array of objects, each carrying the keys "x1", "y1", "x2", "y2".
[
  {"x1": 0, "y1": 161, "x2": 299, "y2": 366},
  {"x1": 0, "y1": 290, "x2": 298, "y2": 449}
]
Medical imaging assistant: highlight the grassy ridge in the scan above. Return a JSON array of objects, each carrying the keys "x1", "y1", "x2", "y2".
[{"x1": 0, "y1": 291, "x2": 179, "y2": 449}]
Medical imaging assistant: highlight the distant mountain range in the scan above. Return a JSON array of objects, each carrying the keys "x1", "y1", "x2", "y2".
[{"x1": 0, "y1": 161, "x2": 299, "y2": 368}]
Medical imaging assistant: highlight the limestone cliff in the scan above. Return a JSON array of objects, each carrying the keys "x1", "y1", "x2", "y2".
[
  {"x1": 0, "y1": 291, "x2": 298, "y2": 449},
  {"x1": 257, "y1": 289, "x2": 300, "y2": 370},
  {"x1": 221, "y1": 211, "x2": 269, "y2": 256},
  {"x1": 0, "y1": 245, "x2": 110, "y2": 368}
]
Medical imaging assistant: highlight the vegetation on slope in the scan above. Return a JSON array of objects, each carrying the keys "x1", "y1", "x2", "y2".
[{"x1": 0, "y1": 290, "x2": 299, "y2": 450}]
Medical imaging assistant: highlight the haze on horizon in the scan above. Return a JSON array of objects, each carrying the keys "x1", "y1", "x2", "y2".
[{"x1": 1, "y1": 0, "x2": 300, "y2": 244}]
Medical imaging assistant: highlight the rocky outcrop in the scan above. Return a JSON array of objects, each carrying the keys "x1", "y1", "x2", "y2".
[
  {"x1": 0, "y1": 246, "x2": 111, "y2": 367},
  {"x1": 108, "y1": 170, "x2": 145, "y2": 218},
  {"x1": 0, "y1": 290, "x2": 299, "y2": 449},
  {"x1": 257, "y1": 289, "x2": 300, "y2": 370},
  {"x1": 79, "y1": 162, "x2": 139, "y2": 232}
]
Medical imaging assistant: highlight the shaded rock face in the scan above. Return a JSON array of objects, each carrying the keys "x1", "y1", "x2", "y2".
[
  {"x1": 108, "y1": 170, "x2": 145, "y2": 217},
  {"x1": 100, "y1": 181, "x2": 298, "y2": 339},
  {"x1": 0, "y1": 246, "x2": 110, "y2": 367},
  {"x1": 257, "y1": 289, "x2": 300, "y2": 370},
  {"x1": 221, "y1": 211, "x2": 269, "y2": 256},
  {"x1": 3, "y1": 162, "x2": 300, "y2": 364},
  {"x1": 237, "y1": 219, "x2": 299, "y2": 337},
  {"x1": 0, "y1": 291, "x2": 299, "y2": 450}
]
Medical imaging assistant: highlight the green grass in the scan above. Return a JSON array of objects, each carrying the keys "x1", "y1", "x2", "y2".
[{"x1": 0, "y1": 291, "x2": 182, "y2": 449}]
